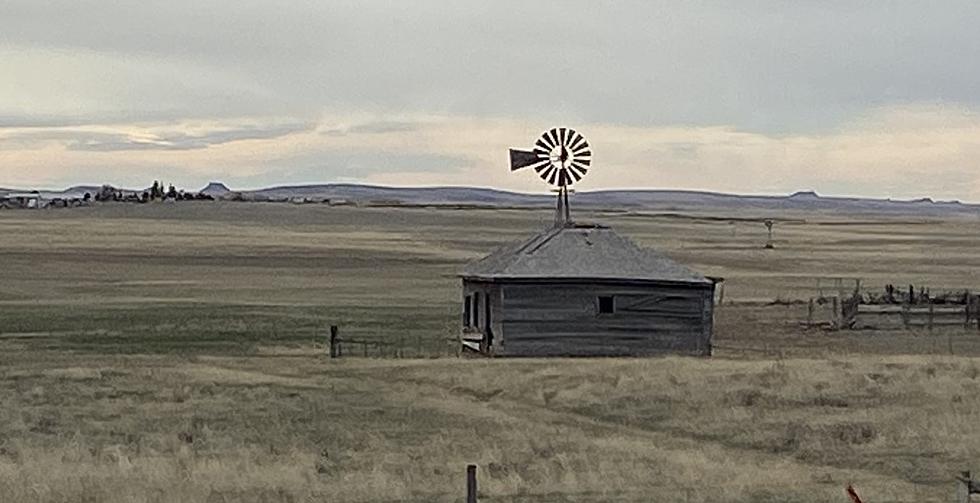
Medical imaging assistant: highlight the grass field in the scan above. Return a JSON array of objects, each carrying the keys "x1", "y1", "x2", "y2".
[{"x1": 3, "y1": 202, "x2": 980, "y2": 501}]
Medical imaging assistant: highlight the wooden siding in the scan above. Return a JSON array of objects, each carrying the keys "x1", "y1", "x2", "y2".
[{"x1": 497, "y1": 282, "x2": 713, "y2": 357}]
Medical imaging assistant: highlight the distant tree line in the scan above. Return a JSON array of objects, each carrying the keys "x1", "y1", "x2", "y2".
[{"x1": 93, "y1": 181, "x2": 214, "y2": 203}]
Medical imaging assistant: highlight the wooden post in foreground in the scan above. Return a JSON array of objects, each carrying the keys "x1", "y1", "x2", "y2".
[
  {"x1": 329, "y1": 325, "x2": 338, "y2": 358},
  {"x1": 466, "y1": 464, "x2": 478, "y2": 503}
]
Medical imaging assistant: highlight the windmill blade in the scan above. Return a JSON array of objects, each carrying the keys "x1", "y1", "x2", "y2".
[
  {"x1": 558, "y1": 127, "x2": 567, "y2": 146},
  {"x1": 568, "y1": 167, "x2": 582, "y2": 182},
  {"x1": 531, "y1": 160, "x2": 551, "y2": 173},
  {"x1": 570, "y1": 163, "x2": 588, "y2": 176},
  {"x1": 573, "y1": 158, "x2": 592, "y2": 166},
  {"x1": 538, "y1": 136, "x2": 552, "y2": 151},
  {"x1": 568, "y1": 163, "x2": 586, "y2": 177},
  {"x1": 547, "y1": 167, "x2": 559, "y2": 185},
  {"x1": 547, "y1": 128, "x2": 560, "y2": 148},
  {"x1": 540, "y1": 165, "x2": 556, "y2": 182},
  {"x1": 569, "y1": 133, "x2": 586, "y2": 151},
  {"x1": 509, "y1": 149, "x2": 542, "y2": 171}
]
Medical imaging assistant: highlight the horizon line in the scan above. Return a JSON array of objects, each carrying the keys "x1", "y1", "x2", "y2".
[{"x1": 1, "y1": 181, "x2": 972, "y2": 205}]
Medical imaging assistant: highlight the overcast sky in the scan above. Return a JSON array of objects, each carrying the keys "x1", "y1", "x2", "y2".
[{"x1": 3, "y1": 1, "x2": 980, "y2": 199}]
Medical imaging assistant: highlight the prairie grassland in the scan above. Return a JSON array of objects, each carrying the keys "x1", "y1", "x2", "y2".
[
  {"x1": 3, "y1": 202, "x2": 980, "y2": 501},
  {"x1": 2, "y1": 352, "x2": 979, "y2": 502}
]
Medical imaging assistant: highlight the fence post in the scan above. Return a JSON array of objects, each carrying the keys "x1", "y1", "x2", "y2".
[
  {"x1": 902, "y1": 303, "x2": 910, "y2": 329},
  {"x1": 928, "y1": 302, "x2": 935, "y2": 332},
  {"x1": 832, "y1": 297, "x2": 839, "y2": 329},
  {"x1": 807, "y1": 298, "x2": 814, "y2": 328},
  {"x1": 417, "y1": 334, "x2": 423, "y2": 358},
  {"x1": 329, "y1": 325, "x2": 338, "y2": 358},
  {"x1": 718, "y1": 283, "x2": 725, "y2": 306},
  {"x1": 466, "y1": 464, "x2": 478, "y2": 503}
]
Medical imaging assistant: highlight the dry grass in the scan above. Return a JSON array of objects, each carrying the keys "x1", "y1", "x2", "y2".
[
  {"x1": 3, "y1": 202, "x2": 980, "y2": 501},
  {"x1": 2, "y1": 352, "x2": 976, "y2": 502}
]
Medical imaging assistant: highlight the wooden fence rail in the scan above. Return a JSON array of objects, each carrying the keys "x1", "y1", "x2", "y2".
[
  {"x1": 849, "y1": 302, "x2": 980, "y2": 331},
  {"x1": 326, "y1": 325, "x2": 459, "y2": 359}
]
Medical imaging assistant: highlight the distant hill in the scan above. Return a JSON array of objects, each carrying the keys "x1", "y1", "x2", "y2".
[
  {"x1": 4, "y1": 182, "x2": 979, "y2": 216},
  {"x1": 236, "y1": 184, "x2": 979, "y2": 216},
  {"x1": 200, "y1": 182, "x2": 232, "y2": 197}
]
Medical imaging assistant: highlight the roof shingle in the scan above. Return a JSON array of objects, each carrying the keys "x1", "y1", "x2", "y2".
[{"x1": 461, "y1": 223, "x2": 711, "y2": 284}]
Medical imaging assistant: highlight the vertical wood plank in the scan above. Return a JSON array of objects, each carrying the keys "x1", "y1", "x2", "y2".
[{"x1": 329, "y1": 325, "x2": 338, "y2": 358}]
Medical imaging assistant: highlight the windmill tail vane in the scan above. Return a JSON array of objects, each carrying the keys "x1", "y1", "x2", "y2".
[{"x1": 509, "y1": 127, "x2": 592, "y2": 227}]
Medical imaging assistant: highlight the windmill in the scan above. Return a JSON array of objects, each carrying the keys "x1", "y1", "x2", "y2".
[
  {"x1": 764, "y1": 219, "x2": 775, "y2": 249},
  {"x1": 509, "y1": 127, "x2": 592, "y2": 226}
]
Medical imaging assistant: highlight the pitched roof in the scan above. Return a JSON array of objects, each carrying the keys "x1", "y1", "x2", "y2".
[{"x1": 461, "y1": 222, "x2": 712, "y2": 284}]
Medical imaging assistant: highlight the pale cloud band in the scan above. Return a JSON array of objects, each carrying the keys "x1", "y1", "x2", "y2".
[{"x1": 2, "y1": 105, "x2": 979, "y2": 200}]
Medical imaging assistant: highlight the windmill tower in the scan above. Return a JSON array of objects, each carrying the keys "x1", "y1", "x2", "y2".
[{"x1": 508, "y1": 127, "x2": 592, "y2": 227}]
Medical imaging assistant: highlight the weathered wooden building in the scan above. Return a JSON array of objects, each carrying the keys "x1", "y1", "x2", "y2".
[{"x1": 460, "y1": 222, "x2": 719, "y2": 357}]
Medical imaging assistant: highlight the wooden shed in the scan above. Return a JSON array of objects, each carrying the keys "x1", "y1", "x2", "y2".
[{"x1": 459, "y1": 222, "x2": 719, "y2": 357}]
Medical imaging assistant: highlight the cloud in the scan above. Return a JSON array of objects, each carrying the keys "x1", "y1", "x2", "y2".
[
  {"x1": 66, "y1": 122, "x2": 314, "y2": 151},
  {"x1": 5, "y1": 1, "x2": 980, "y2": 133},
  {"x1": 1, "y1": 120, "x2": 314, "y2": 152},
  {"x1": 322, "y1": 120, "x2": 421, "y2": 137}
]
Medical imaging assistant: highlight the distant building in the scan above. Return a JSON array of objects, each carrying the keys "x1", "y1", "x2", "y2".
[
  {"x1": 459, "y1": 222, "x2": 719, "y2": 357},
  {"x1": 0, "y1": 192, "x2": 43, "y2": 209}
]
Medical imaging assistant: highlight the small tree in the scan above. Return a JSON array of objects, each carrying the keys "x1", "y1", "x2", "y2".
[{"x1": 764, "y1": 219, "x2": 774, "y2": 249}]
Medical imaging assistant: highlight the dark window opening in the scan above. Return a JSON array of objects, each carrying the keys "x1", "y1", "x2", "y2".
[
  {"x1": 473, "y1": 292, "x2": 480, "y2": 328},
  {"x1": 484, "y1": 293, "x2": 492, "y2": 331},
  {"x1": 598, "y1": 296, "x2": 615, "y2": 314},
  {"x1": 463, "y1": 296, "x2": 472, "y2": 327}
]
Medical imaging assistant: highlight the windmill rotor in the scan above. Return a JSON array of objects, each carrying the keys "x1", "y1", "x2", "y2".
[
  {"x1": 509, "y1": 127, "x2": 591, "y2": 226},
  {"x1": 509, "y1": 127, "x2": 591, "y2": 188}
]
